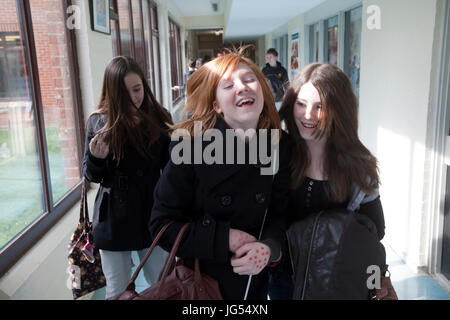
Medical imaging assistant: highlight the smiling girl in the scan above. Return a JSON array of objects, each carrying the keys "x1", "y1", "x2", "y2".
[{"x1": 149, "y1": 47, "x2": 291, "y2": 300}]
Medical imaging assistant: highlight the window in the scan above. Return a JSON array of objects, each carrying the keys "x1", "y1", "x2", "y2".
[
  {"x1": 117, "y1": 0, "x2": 132, "y2": 57},
  {"x1": 309, "y1": 23, "x2": 319, "y2": 63},
  {"x1": 143, "y1": 0, "x2": 162, "y2": 102},
  {"x1": 0, "y1": 0, "x2": 83, "y2": 276},
  {"x1": 325, "y1": 16, "x2": 338, "y2": 65},
  {"x1": 131, "y1": 0, "x2": 146, "y2": 73},
  {"x1": 111, "y1": 0, "x2": 162, "y2": 101},
  {"x1": 110, "y1": 0, "x2": 120, "y2": 57},
  {"x1": 169, "y1": 18, "x2": 183, "y2": 103},
  {"x1": 344, "y1": 6, "x2": 362, "y2": 97}
]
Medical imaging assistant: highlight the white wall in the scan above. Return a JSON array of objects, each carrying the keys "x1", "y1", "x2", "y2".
[
  {"x1": 262, "y1": 0, "x2": 440, "y2": 271},
  {"x1": 75, "y1": 0, "x2": 113, "y2": 118},
  {"x1": 359, "y1": 0, "x2": 438, "y2": 269}
]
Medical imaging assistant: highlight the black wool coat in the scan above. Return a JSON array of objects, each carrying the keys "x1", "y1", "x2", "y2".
[
  {"x1": 149, "y1": 117, "x2": 291, "y2": 300},
  {"x1": 82, "y1": 113, "x2": 170, "y2": 251}
]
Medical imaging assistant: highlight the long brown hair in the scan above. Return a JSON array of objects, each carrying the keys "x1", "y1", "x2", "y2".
[
  {"x1": 173, "y1": 46, "x2": 281, "y2": 135},
  {"x1": 279, "y1": 63, "x2": 379, "y2": 202},
  {"x1": 90, "y1": 56, "x2": 172, "y2": 163}
]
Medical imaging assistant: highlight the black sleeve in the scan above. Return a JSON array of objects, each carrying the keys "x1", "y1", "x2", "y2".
[
  {"x1": 159, "y1": 134, "x2": 171, "y2": 171},
  {"x1": 358, "y1": 196, "x2": 385, "y2": 240},
  {"x1": 82, "y1": 115, "x2": 108, "y2": 183},
  {"x1": 281, "y1": 67, "x2": 289, "y2": 86}
]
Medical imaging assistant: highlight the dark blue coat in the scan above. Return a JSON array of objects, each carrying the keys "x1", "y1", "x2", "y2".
[
  {"x1": 149, "y1": 117, "x2": 291, "y2": 300},
  {"x1": 82, "y1": 113, "x2": 170, "y2": 251}
]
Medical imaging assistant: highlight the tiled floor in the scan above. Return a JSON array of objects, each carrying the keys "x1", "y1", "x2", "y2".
[
  {"x1": 91, "y1": 244, "x2": 450, "y2": 300},
  {"x1": 385, "y1": 244, "x2": 450, "y2": 300}
]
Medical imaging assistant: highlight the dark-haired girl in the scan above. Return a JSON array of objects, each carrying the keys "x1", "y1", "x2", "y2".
[
  {"x1": 269, "y1": 63, "x2": 386, "y2": 299},
  {"x1": 82, "y1": 56, "x2": 173, "y2": 298}
]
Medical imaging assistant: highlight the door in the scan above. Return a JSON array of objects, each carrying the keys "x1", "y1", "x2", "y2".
[{"x1": 441, "y1": 131, "x2": 450, "y2": 280}]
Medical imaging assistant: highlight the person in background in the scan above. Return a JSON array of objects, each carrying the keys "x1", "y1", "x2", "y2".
[
  {"x1": 195, "y1": 57, "x2": 204, "y2": 70},
  {"x1": 82, "y1": 56, "x2": 173, "y2": 299},
  {"x1": 262, "y1": 48, "x2": 289, "y2": 111},
  {"x1": 149, "y1": 47, "x2": 291, "y2": 300},
  {"x1": 172, "y1": 57, "x2": 196, "y2": 93}
]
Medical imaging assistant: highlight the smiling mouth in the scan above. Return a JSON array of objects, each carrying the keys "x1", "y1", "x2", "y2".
[
  {"x1": 301, "y1": 121, "x2": 317, "y2": 129},
  {"x1": 236, "y1": 98, "x2": 255, "y2": 107}
]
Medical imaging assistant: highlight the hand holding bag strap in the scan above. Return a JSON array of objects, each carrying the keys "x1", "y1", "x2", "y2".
[{"x1": 125, "y1": 220, "x2": 176, "y2": 291}]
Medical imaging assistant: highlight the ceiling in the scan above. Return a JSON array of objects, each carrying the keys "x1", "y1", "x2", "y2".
[
  {"x1": 172, "y1": 0, "x2": 224, "y2": 16},
  {"x1": 171, "y1": 0, "x2": 327, "y2": 39}
]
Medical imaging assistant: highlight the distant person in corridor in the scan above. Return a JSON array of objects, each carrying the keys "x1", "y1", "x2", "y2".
[{"x1": 262, "y1": 48, "x2": 289, "y2": 110}]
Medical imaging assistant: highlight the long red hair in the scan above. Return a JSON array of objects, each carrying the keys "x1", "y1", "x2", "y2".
[{"x1": 173, "y1": 46, "x2": 281, "y2": 135}]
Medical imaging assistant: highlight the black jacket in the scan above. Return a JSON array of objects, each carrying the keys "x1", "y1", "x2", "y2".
[
  {"x1": 82, "y1": 113, "x2": 170, "y2": 251},
  {"x1": 286, "y1": 208, "x2": 386, "y2": 300},
  {"x1": 262, "y1": 62, "x2": 289, "y2": 102},
  {"x1": 149, "y1": 117, "x2": 291, "y2": 300}
]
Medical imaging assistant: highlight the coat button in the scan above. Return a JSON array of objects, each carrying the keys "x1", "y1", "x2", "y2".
[
  {"x1": 136, "y1": 169, "x2": 143, "y2": 177},
  {"x1": 202, "y1": 218, "x2": 211, "y2": 226},
  {"x1": 255, "y1": 193, "x2": 265, "y2": 204},
  {"x1": 220, "y1": 195, "x2": 232, "y2": 207}
]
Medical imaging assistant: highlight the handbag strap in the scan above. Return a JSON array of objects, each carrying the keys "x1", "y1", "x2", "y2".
[
  {"x1": 125, "y1": 220, "x2": 176, "y2": 291},
  {"x1": 79, "y1": 178, "x2": 90, "y2": 229},
  {"x1": 157, "y1": 223, "x2": 191, "y2": 289}
]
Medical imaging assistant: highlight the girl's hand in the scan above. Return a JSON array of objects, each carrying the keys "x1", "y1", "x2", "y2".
[
  {"x1": 89, "y1": 133, "x2": 109, "y2": 159},
  {"x1": 230, "y1": 242, "x2": 271, "y2": 275},
  {"x1": 229, "y1": 228, "x2": 256, "y2": 253}
]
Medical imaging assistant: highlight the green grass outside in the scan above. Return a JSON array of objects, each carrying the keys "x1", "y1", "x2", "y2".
[{"x1": 0, "y1": 126, "x2": 71, "y2": 249}]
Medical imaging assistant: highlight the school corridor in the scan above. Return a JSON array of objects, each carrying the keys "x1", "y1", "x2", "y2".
[{"x1": 0, "y1": 0, "x2": 449, "y2": 300}]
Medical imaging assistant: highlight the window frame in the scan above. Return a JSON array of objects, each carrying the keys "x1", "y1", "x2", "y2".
[
  {"x1": 168, "y1": 18, "x2": 183, "y2": 104},
  {"x1": 305, "y1": 4, "x2": 363, "y2": 94},
  {"x1": 0, "y1": 0, "x2": 84, "y2": 277},
  {"x1": 111, "y1": 0, "x2": 162, "y2": 101}
]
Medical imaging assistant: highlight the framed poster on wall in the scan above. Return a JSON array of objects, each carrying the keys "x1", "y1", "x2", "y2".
[
  {"x1": 90, "y1": 0, "x2": 111, "y2": 34},
  {"x1": 290, "y1": 30, "x2": 300, "y2": 78}
]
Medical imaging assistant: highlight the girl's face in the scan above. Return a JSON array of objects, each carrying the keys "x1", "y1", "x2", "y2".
[
  {"x1": 293, "y1": 81, "x2": 324, "y2": 142},
  {"x1": 124, "y1": 72, "x2": 144, "y2": 109},
  {"x1": 214, "y1": 63, "x2": 264, "y2": 131}
]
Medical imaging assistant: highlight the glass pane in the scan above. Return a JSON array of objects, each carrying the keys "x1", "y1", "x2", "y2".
[
  {"x1": 309, "y1": 23, "x2": 319, "y2": 63},
  {"x1": 29, "y1": 0, "x2": 80, "y2": 202},
  {"x1": 346, "y1": 6, "x2": 362, "y2": 97},
  {"x1": 142, "y1": 0, "x2": 153, "y2": 90},
  {"x1": 118, "y1": 0, "x2": 132, "y2": 57},
  {"x1": 0, "y1": 0, "x2": 44, "y2": 249},
  {"x1": 151, "y1": 5, "x2": 162, "y2": 102},
  {"x1": 169, "y1": 20, "x2": 179, "y2": 101},
  {"x1": 111, "y1": 19, "x2": 119, "y2": 56},
  {"x1": 132, "y1": 0, "x2": 146, "y2": 72},
  {"x1": 327, "y1": 16, "x2": 338, "y2": 65}
]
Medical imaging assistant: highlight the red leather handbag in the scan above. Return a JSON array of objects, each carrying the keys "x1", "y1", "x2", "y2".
[{"x1": 109, "y1": 221, "x2": 223, "y2": 300}]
